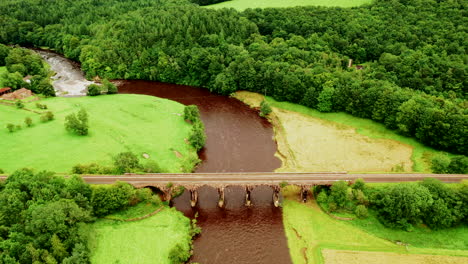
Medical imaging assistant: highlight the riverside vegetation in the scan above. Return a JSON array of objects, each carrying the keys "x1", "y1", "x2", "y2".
[{"x1": 0, "y1": 169, "x2": 200, "y2": 263}]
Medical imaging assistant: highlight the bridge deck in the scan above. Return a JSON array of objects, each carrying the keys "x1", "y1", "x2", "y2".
[{"x1": 2, "y1": 172, "x2": 464, "y2": 187}]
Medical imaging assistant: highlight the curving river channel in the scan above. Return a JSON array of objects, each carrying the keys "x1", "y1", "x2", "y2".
[{"x1": 37, "y1": 50, "x2": 291, "y2": 264}]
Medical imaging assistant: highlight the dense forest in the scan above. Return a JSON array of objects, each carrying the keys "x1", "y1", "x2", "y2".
[
  {"x1": 317, "y1": 178, "x2": 468, "y2": 231},
  {"x1": 0, "y1": 45, "x2": 55, "y2": 96},
  {"x1": 0, "y1": 0, "x2": 466, "y2": 155},
  {"x1": 0, "y1": 169, "x2": 183, "y2": 263}
]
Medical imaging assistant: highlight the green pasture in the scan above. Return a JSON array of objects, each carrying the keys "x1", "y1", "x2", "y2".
[
  {"x1": 0, "y1": 94, "x2": 197, "y2": 173},
  {"x1": 88, "y1": 205, "x2": 192, "y2": 264},
  {"x1": 206, "y1": 0, "x2": 372, "y2": 11}
]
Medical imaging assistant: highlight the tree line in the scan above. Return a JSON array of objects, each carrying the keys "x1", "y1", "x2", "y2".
[
  {"x1": 0, "y1": 0, "x2": 465, "y2": 155},
  {"x1": 317, "y1": 178, "x2": 468, "y2": 231}
]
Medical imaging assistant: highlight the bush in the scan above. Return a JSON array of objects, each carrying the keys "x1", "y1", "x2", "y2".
[
  {"x1": 447, "y1": 156, "x2": 468, "y2": 174},
  {"x1": 355, "y1": 205, "x2": 368, "y2": 219},
  {"x1": 184, "y1": 105, "x2": 200, "y2": 123},
  {"x1": 102, "y1": 79, "x2": 118, "y2": 94},
  {"x1": 91, "y1": 182, "x2": 135, "y2": 216},
  {"x1": 71, "y1": 163, "x2": 114, "y2": 174},
  {"x1": 259, "y1": 100, "x2": 272, "y2": 117},
  {"x1": 6, "y1": 123, "x2": 15, "y2": 132},
  {"x1": 40, "y1": 111, "x2": 54, "y2": 122},
  {"x1": 0, "y1": 168, "x2": 4, "y2": 174},
  {"x1": 35, "y1": 103, "x2": 47, "y2": 109},
  {"x1": 15, "y1": 100, "x2": 24, "y2": 109},
  {"x1": 65, "y1": 108, "x2": 88, "y2": 135},
  {"x1": 328, "y1": 181, "x2": 349, "y2": 208},
  {"x1": 189, "y1": 121, "x2": 206, "y2": 151},
  {"x1": 316, "y1": 191, "x2": 328, "y2": 204},
  {"x1": 431, "y1": 154, "x2": 451, "y2": 173},
  {"x1": 113, "y1": 152, "x2": 141, "y2": 174},
  {"x1": 86, "y1": 84, "x2": 101, "y2": 96},
  {"x1": 142, "y1": 160, "x2": 162, "y2": 173},
  {"x1": 24, "y1": 117, "x2": 32, "y2": 127},
  {"x1": 168, "y1": 243, "x2": 191, "y2": 264}
]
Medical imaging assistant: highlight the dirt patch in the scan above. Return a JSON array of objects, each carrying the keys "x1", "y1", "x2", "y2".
[
  {"x1": 234, "y1": 91, "x2": 414, "y2": 172},
  {"x1": 322, "y1": 249, "x2": 468, "y2": 264}
]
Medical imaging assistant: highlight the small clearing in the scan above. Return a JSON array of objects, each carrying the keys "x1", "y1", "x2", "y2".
[{"x1": 205, "y1": 0, "x2": 371, "y2": 11}]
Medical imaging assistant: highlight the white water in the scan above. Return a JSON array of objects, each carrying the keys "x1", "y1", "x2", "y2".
[{"x1": 36, "y1": 50, "x2": 94, "y2": 96}]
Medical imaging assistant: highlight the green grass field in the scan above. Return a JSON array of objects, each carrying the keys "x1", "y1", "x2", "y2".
[
  {"x1": 0, "y1": 66, "x2": 7, "y2": 86},
  {"x1": 206, "y1": 0, "x2": 372, "y2": 11},
  {"x1": 266, "y1": 97, "x2": 448, "y2": 172},
  {"x1": 0, "y1": 94, "x2": 198, "y2": 173},
  {"x1": 281, "y1": 186, "x2": 468, "y2": 264},
  {"x1": 88, "y1": 205, "x2": 192, "y2": 264}
]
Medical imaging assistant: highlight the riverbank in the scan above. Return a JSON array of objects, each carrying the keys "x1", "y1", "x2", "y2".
[
  {"x1": 0, "y1": 94, "x2": 198, "y2": 173},
  {"x1": 281, "y1": 186, "x2": 468, "y2": 264},
  {"x1": 234, "y1": 91, "x2": 445, "y2": 173}
]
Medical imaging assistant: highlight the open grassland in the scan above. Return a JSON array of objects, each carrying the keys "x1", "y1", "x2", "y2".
[
  {"x1": 281, "y1": 186, "x2": 468, "y2": 264},
  {"x1": 88, "y1": 205, "x2": 192, "y2": 264},
  {"x1": 266, "y1": 96, "x2": 452, "y2": 172},
  {"x1": 322, "y1": 249, "x2": 468, "y2": 264},
  {"x1": 0, "y1": 66, "x2": 7, "y2": 86},
  {"x1": 235, "y1": 91, "x2": 417, "y2": 173},
  {"x1": 0, "y1": 94, "x2": 197, "y2": 173},
  {"x1": 206, "y1": 0, "x2": 371, "y2": 11}
]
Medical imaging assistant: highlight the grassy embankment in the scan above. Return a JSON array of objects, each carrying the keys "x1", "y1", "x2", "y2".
[
  {"x1": 0, "y1": 94, "x2": 199, "y2": 173},
  {"x1": 206, "y1": 0, "x2": 371, "y2": 10},
  {"x1": 282, "y1": 186, "x2": 468, "y2": 264},
  {"x1": 234, "y1": 91, "x2": 448, "y2": 173},
  {"x1": 87, "y1": 201, "x2": 194, "y2": 264}
]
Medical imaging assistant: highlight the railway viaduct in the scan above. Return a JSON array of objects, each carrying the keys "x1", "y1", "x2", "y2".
[{"x1": 54, "y1": 172, "x2": 468, "y2": 208}]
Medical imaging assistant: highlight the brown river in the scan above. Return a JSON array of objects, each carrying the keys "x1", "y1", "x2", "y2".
[{"x1": 38, "y1": 50, "x2": 292, "y2": 264}]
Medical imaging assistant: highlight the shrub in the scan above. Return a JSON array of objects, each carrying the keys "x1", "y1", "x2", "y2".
[
  {"x1": 15, "y1": 124, "x2": 21, "y2": 131},
  {"x1": 352, "y1": 178, "x2": 366, "y2": 190},
  {"x1": 431, "y1": 154, "x2": 451, "y2": 173},
  {"x1": 24, "y1": 117, "x2": 32, "y2": 127},
  {"x1": 316, "y1": 191, "x2": 328, "y2": 204},
  {"x1": 355, "y1": 205, "x2": 368, "y2": 219},
  {"x1": 65, "y1": 108, "x2": 88, "y2": 135},
  {"x1": 86, "y1": 84, "x2": 101, "y2": 96},
  {"x1": 168, "y1": 243, "x2": 191, "y2": 264},
  {"x1": 35, "y1": 103, "x2": 47, "y2": 109},
  {"x1": 0, "y1": 168, "x2": 4, "y2": 174},
  {"x1": 40, "y1": 111, "x2": 54, "y2": 122},
  {"x1": 6, "y1": 123, "x2": 15, "y2": 132},
  {"x1": 328, "y1": 202, "x2": 337, "y2": 212},
  {"x1": 113, "y1": 152, "x2": 141, "y2": 174},
  {"x1": 448, "y1": 156, "x2": 468, "y2": 174},
  {"x1": 102, "y1": 79, "x2": 118, "y2": 94},
  {"x1": 189, "y1": 121, "x2": 206, "y2": 151},
  {"x1": 184, "y1": 105, "x2": 200, "y2": 123},
  {"x1": 91, "y1": 182, "x2": 135, "y2": 216},
  {"x1": 142, "y1": 160, "x2": 162, "y2": 173},
  {"x1": 328, "y1": 181, "x2": 349, "y2": 208},
  {"x1": 259, "y1": 100, "x2": 272, "y2": 117},
  {"x1": 71, "y1": 163, "x2": 114, "y2": 174},
  {"x1": 15, "y1": 100, "x2": 24, "y2": 109}
]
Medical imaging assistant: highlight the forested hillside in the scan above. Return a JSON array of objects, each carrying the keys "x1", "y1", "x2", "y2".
[{"x1": 0, "y1": 0, "x2": 466, "y2": 155}]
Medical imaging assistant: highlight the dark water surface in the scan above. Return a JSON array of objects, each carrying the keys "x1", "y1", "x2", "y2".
[
  {"x1": 173, "y1": 186, "x2": 292, "y2": 264},
  {"x1": 118, "y1": 80, "x2": 281, "y2": 173},
  {"x1": 118, "y1": 81, "x2": 291, "y2": 264}
]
